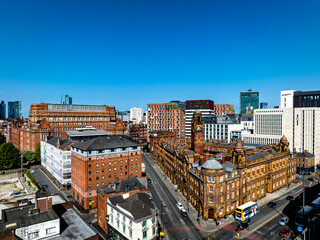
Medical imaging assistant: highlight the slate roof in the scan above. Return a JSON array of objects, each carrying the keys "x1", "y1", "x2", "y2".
[
  {"x1": 222, "y1": 162, "x2": 237, "y2": 172},
  {"x1": 245, "y1": 149, "x2": 278, "y2": 161},
  {"x1": 47, "y1": 136, "x2": 74, "y2": 150},
  {"x1": 109, "y1": 193, "x2": 156, "y2": 220},
  {"x1": 72, "y1": 135, "x2": 139, "y2": 151},
  {"x1": 201, "y1": 159, "x2": 223, "y2": 170},
  {"x1": 99, "y1": 177, "x2": 147, "y2": 195},
  {"x1": 297, "y1": 152, "x2": 314, "y2": 158},
  {"x1": 65, "y1": 129, "x2": 109, "y2": 137}
]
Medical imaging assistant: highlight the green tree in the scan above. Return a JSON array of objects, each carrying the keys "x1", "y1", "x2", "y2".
[
  {"x1": 35, "y1": 143, "x2": 41, "y2": 163},
  {"x1": 23, "y1": 151, "x2": 37, "y2": 164},
  {"x1": 0, "y1": 143, "x2": 21, "y2": 170},
  {"x1": 0, "y1": 135, "x2": 6, "y2": 146}
]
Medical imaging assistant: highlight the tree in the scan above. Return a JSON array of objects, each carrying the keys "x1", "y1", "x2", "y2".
[
  {"x1": 23, "y1": 151, "x2": 37, "y2": 164},
  {"x1": 0, "y1": 135, "x2": 5, "y2": 146},
  {"x1": 35, "y1": 143, "x2": 41, "y2": 164},
  {"x1": 0, "y1": 142, "x2": 21, "y2": 170}
]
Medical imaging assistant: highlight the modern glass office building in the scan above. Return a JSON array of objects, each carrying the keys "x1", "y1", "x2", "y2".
[
  {"x1": 8, "y1": 101, "x2": 22, "y2": 119},
  {"x1": 240, "y1": 90, "x2": 259, "y2": 114}
]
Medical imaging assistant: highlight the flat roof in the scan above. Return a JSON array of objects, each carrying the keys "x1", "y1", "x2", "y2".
[{"x1": 65, "y1": 129, "x2": 109, "y2": 137}]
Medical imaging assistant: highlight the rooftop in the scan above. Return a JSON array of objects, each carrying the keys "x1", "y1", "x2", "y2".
[
  {"x1": 65, "y1": 128, "x2": 109, "y2": 137},
  {"x1": 98, "y1": 177, "x2": 148, "y2": 195},
  {"x1": 72, "y1": 135, "x2": 139, "y2": 151},
  {"x1": 47, "y1": 136, "x2": 74, "y2": 150}
]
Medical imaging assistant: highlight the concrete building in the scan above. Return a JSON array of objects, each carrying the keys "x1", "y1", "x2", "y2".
[
  {"x1": 147, "y1": 102, "x2": 185, "y2": 140},
  {"x1": 117, "y1": 110, "x2": 130, "y2": 123},
  {"x1": 41, "y1": 136, "x2": 74, "y2": 185},
  {"x1": 0, "y1": 101, "x2": 6, "y2": 120},
  {"x1": 214, "y1": 104, "x2": 234, "y2": 116},
  {"x1": 8, "y1": 101, "x2": 22, "y2": 120},
  {"x1": 97, "y1": 177, "x2": 149, "y2": 235},
  {"x1": 130, "y1": 108, "x2": 143, "y2": 124},
  {"x1": 62, "y1": 126, "x2": 109, "y2": 142},
  {"x1": 186, "y1": 109, "x2": 215, "y2": 137},
  {"x1": 293, "y1": 90, "x2": 320, "y2": 108},
  {"x1": 240, "y1": 90, "x2": 259, "y2": 114},
  {"x1": 105, "y1": 193, "x2": 158, "y2": 240},
  {"x1": 71, "y1": 135, "x2": 142, "y2": 210},
  {"x1": 29, "y1": 103, "x2": 116, "y2": 136},
  {"x1": 280, "y1": 90, "x2": 296, "y2": 108}
]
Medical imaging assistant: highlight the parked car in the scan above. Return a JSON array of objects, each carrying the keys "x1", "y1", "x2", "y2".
[
  {"x1": 278, "y1": 217, "x2": 289, "y2": 226},
  {"x1": 286, "y1": 196, "x2": 294, "y2": 200},
  {"x1": 181, "y1": 209, "x2": 188, "y2": 217},
  {"x1": 42, "y1": 184, "x2": 48, "y2": 188},
  {"x1": 267, "y1": 201, "x2": 277, "y2": 208},
  {"x1": 279, "y1": 228, "x2": 290, "y2": 237},
  {"x1": 147, "y1": 178, "x2": 152, "y2": 183},
  {"x1": 177, "y1": 202, "x2": 183, "y2": 210}
]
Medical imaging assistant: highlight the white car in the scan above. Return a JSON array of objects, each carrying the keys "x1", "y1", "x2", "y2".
[
  {"x1": 176, "y1": 202, "x2": 183, "y2": 210},
  {"x1": 278, "y1": 217, "x2": 289, "y2": 226}
]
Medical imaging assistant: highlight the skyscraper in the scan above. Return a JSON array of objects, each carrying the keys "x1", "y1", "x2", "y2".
[
  {"x1": 8, "y1": 101, "x2": 22, "y2": 119},
  {"x1": 65, "y1": 94, "x2": 72, "y2": 105},
  {"x1": 0, "y1": 101, "x2": 6, "y2": 120},
  {"x1": 130, "y1": 107, "x2": 143, "y2": 124},
  {"x1": 260, "y1": 102, "x2": 268, "y2": 109},
  {"x1": 240, "y1": 89, "x2": 259, "y2": 114}
]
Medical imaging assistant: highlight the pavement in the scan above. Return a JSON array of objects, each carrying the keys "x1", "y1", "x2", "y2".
[{"x1": 143, "y1": 152, "x2": 306, "y2": 240}]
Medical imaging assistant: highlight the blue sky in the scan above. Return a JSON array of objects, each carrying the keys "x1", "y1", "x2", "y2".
[{"x1": 0, "y1": 0, "x2": 319, "y2": 117}]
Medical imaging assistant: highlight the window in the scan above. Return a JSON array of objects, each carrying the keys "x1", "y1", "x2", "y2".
[
  {"x1": 46, "y1": 227, "x2": 56, "y2": 235},
  {"x1": 152, "y1": 217, "x2": 156, "y2": 224},
  {"x1": 209, "y1": 197, "x2": 213, "y2": 203},
  {"x1": 96, "y1": 163, "x2": 99, "y2": 167},
  {"x1": 28, "y1": 231, "x2": 39, "y2": 239},
  {"x1": 153, "y1": 227, "x2": 156, "y2": 235},
  {"x1": 129, "y1": 229, "x2": 132, "y2": 237},
  {"x1": 143, "y1": 230, "x2": 148, "y2": 239},
  {"x1": 123, "y1": 225, "x2": 125, "y2": 233},
  {"x1": 129, "y1": 220, "x2": 132, "y2": 226},
  {"x1": 117, "y1": 220, "x2": 119, "y2": 228},
  {"x1": 209, "y1": 186, "x2": 213, "y2": 192},
  {"x1": 142, "y1": 220, "x2": 147, "y2": 227}
]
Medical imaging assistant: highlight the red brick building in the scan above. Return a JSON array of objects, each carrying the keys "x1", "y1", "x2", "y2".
[
  {"x1": 186, "y1": 100, "x2": 214, "y2": 110},
  {"x1": 97, "y1": 176, "x2": 149, "y2": 234},
  {"x1": 71, "y1": 135, "x2": 142, "y2": 210},
  {"x1": 128, "y1": 123, "x2": 148, "y2": 144},
  {"x1": 29, "y1": 103, "x2": 116, "y2": 136},
  {"x1": 149, "y1": 130, "x2": 175, "y2": 158},
  {"x1": 214, "y1": 104, "x2": 234, "y2": 116},
  {"x1": 7, "y1": 118, "x2": 53, "y2": 152},
  {"x1": 147, "y1": 102, "x2": 185, "y2": 141}
]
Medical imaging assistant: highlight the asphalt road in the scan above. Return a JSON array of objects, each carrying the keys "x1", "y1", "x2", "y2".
[
  {"x1": 143, "y1": 154, "x2": 206, "y2": 240},
  {"x1": 30, "y1": 167, "x2": 62, "y2": 195},
  {"x1": 213, "y1": 181, "x2": 320, "y2": 240}
]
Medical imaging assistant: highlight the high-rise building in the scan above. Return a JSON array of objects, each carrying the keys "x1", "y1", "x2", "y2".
[
  {"x1": 214, "y1": 104, "x2": 234, "y2": 116},
  {"x1": 260, "y1": 102, "x2": 268, "y2": 109},
  {"x1": 116, "y1": 110, "x2": 130, "y2": 122},
  {"x1": 240, "y1": 90, "x2": 259, "y2": 114},
  {"x1": 147, "y1": 102, "x2": 185, "y2": 140},
  {"x1": 65, "y1": 94, "x2": 72, "y2": 105},
  {"x1": 8, "y1": 101, "x2": 22, "y2": 119},
  {"x1": 280, "y1": 89, "x2": 320, "y2": 108},
  {"x1": 0, "y1": 101, "x2": 6, "y2": 120},
  {"x1": 71, "y1": 135, "x2": 142, "y2": 210},
  {"x1": 130, "y1": 107, "x2": 143, "y2": 124},
  {"x1": 29, "y1": 103, "x2": 116, "y2": 136},
  {"x1": 186, "y1": 100, "x2": 214, "y2": 110}
]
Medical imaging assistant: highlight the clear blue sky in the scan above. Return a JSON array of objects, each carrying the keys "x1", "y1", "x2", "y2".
[{"x1": 0, "y1": 0, "x2": 319, "y2": 117}]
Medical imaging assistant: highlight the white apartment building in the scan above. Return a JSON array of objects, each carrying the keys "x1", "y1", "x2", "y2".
[
  {"x1": 107, "y1": 193, "x2": 158, "y2": 240},
  {"x1": 243, "y1": 107, "x2": 320, "y2": 165},
  {"x1": 280, "y1": 90, "x2": 296, "y2": 108},
  {"x1": 185, "y1": 109, "x2": 214, "y2": 137},
  {"x1": 41, "y1": 136, "x2": 74, "y2": 185},
  {"x1": 130, "y1": 108, "x2": 143, "y2": 124}
]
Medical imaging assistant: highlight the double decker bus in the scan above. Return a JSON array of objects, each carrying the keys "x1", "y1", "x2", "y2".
[
  {"x1": 235, "y1": 201, "x2": 258, "y2": 222},
  {"x1": 295, "y1": 205, "x2": 314, "y2": 232}
]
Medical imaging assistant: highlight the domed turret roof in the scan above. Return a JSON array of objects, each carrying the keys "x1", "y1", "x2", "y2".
[
  {"x1": 201, "y1": 159, "x2": 223, "y2": 170},
  {"x1": 280, "y1": 135, "x2": 288, "y2": 142},
  {"x1": 234, "y1": 141, "x2": 244, "y2": 151}
]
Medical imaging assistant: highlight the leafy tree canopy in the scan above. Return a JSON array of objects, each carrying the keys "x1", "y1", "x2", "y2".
[
  {"x1": 23, "y1": 151, "x2": 37, "y2": 163},
  {"x1": 0, "y1": 135, "x2": 6, "y2": 146},
  {"x1": 0, "y1": 142, "x2": 21, "y2": 170}
]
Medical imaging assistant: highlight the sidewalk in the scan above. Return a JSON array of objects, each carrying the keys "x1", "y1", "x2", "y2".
[{"x1": 144, "y1": 153, "x2": 303, "y2": 231}]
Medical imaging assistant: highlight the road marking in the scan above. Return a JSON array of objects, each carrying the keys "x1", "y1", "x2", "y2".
[{"x1": 250, "y1": 209, "x2": 283, "y2": 233}]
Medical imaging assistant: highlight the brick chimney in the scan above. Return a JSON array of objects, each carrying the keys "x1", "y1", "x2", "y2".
[{"x1": 37, "y1": 196, "x2": 53, "y2": 212}]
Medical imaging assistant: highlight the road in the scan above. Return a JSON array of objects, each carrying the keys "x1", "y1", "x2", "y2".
[
  {"x1": 143, "y1": 154, "x2": 206, "y2": 240},
  {"x1": 213, "y1": 181, "x2": 320, "y2": 240},
  {"x1": 31, "y1": 166, "x2": 62, "y2": 196}
]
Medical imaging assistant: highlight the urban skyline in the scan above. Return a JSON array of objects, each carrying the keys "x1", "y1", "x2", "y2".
[{"x1": 1, "y1": 1, "x2": 320, "y2": 117}]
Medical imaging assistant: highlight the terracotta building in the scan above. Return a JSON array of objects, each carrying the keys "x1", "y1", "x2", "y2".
[
  {"x1": 71, "y1": 135, "x2": 142, "y2": 210},
  {"x1": 156, "y1": 111, "x2": 297, "y2": 219},
  {"x1": 29, "y1": 103, "x2": 116, "y2": 136},
  {"x1": 7, "y1": 118, "x2": 53, "y2": 152},
  {"x1": 296, "y1": 150, "x2": 315, "y2": 174},
  {"x1": 105, "y1": 118, "x2": 126, "y2": 135},
  {"x1": 97, "y1": 176, "x2": 149, "y2": 234},
  {"x1": 147, "y1": 102, "x2": 185, "y2": 141},
  {"x1": 214, "y1": 104, "x2": 234, "y2": 116},
  {"x1": 149, "y1": 130, "x2": 175, "y2": 159},
  {"x1": 128, "y1": 123, "x2": 148, "y2": 144}
]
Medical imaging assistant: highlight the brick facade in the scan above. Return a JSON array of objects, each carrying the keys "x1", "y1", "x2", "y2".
[{"x1": 214, "y1": 104, "x2": 234, "y2": 116}]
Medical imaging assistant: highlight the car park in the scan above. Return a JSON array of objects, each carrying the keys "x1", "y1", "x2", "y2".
[
  {"x1": 279, "y1": 228, "x2": 290, "y2": 237},
  {"x1": 181, "y1": 209, "x2": 188, "y2": 217},
  {"x1": 177, "y1": 202, "x2": 183, "y2": 210},
  {"x1": 267, "y1": 201, "x2": 277, "y2": 208},
  {"x1": 278, "y1": 217, "x2": 289, "y2": 226}
]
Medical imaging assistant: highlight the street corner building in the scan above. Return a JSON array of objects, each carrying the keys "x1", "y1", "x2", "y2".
[
  {"x1": 71, "y1": 135, "x2": 142, "y2": 210},
  {"x1": 156, "y1": 111, "x2": 297, "y2": 220}
]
